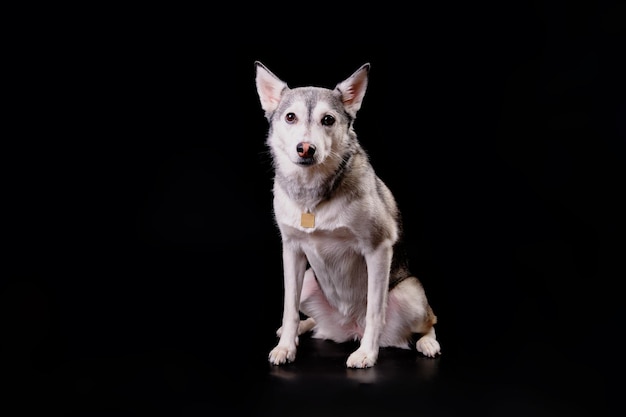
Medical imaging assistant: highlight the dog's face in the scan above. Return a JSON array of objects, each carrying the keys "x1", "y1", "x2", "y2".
[
  {"x1": 255, "y1": 62, "x2": 370, "y2": 174},
  {"x1": 268, "y1": 87, "x2": 349, "y2": 168}
]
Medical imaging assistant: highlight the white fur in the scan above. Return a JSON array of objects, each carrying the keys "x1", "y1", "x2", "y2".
[{"x1": 256, "y1": 62, "x2": 441, "y2": 368}]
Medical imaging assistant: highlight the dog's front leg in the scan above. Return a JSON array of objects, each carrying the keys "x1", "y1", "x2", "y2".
[
  {"x1": 346, "y1": 242, "x2": 393, "y2": 368},
  {"x1": 268, "y1": 246, "x2": 308, "y2": 365}
]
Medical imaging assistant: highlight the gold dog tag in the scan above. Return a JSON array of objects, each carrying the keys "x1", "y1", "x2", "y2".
[{"x1": 301, "y1": 212, "x2": 315, "y2": 228}]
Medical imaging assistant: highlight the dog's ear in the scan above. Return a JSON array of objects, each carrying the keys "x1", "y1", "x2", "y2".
[
  {"x1": 335, "y1": 63, "x2": 370, "y2": 117},
  {"x1": 255, "y1": 61, "x2": 288, "y2": 114}
]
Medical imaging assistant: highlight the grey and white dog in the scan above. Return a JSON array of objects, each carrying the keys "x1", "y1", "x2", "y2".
[{"x1": 255, "y1": 61, "x2": 441, "y2": 368}]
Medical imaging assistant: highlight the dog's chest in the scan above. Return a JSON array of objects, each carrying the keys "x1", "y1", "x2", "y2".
[
  {"x1": 273, "y1": 179, "x2": 380, "y2": 305},
  {"x1": 273, "y1": 183, "x2": 362, "y2": 234},
  {"x1": 280, "y1": 215, "x2": 367, "y2": 262},
  {"x1": 298, "y1": 227, "x2": 369, "y2": 308},
  {"x1": 278, "y1": 196, "x2": 369, "y2": 294}
]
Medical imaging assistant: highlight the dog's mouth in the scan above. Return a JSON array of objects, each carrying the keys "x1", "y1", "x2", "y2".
[{"x1": 296, "y1": 157, "x2": 316, "y2": 166}]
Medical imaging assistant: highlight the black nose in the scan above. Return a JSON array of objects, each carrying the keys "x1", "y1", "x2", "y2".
[{"x1": 296, "y1": 142, "x2": 316, "y2": 158}]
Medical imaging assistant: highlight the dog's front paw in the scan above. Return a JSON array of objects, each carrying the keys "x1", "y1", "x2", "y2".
[
  {"x1": 346, "y1": 348, "x2": 378, "y2": 368},
  {"x1": 416, "y1": 336, "x2": 441, "y2": 358},
  {"x1": 269, "y1": 345, "x2": 296, "y2": 365}
]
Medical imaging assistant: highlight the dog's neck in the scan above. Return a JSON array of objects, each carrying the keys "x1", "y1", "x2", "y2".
[{"x1": 275, "y1": 150, "x2": 356, "y2": 212}]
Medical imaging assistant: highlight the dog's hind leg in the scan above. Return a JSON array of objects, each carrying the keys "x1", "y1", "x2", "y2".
[
  {"x1": 413, "y1": 304, "x2": 441, "y2": 357},
  {"x1": 415, "y1": 326, "x2": 440, "y2": 358},
  {"x1": 382, "y1": 278, "x2": 441, "y2": 357}
]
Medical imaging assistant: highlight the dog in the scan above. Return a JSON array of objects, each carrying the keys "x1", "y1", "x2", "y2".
[{"x1": 255, "y1": 61, "x2": 441, "y2": 368}]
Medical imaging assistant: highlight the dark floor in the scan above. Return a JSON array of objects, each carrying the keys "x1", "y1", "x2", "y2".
[{"x1": 3, "y1": 244, "x2": 620, "y2": 416}]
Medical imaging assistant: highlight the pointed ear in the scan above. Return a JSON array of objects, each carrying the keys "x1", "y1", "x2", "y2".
[
  {"x1": 255, "y1": 61, "x2": 288, "y2": 113},
  {"x1": 335, "y1": 63, "x2": 370, "y2": 116}
]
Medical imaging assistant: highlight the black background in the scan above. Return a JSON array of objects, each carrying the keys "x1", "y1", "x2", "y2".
[{"x1": 5, "y1": 2, "x2": 625, "y2": 415}]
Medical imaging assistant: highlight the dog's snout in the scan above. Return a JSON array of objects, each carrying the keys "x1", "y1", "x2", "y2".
[{"x1": 297, "y1": 142, "x2": 316, "y2": 158}]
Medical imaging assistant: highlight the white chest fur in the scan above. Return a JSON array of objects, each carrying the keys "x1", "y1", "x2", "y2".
[{"x1": 273, "y1": 185, "x2": 378, "y2": 316}]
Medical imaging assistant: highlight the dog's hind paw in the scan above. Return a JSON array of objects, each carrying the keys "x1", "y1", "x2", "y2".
[
  {"x1": 416, "y1": 336, "x2": 441, "y2": 358},
  {"x1": 346, "y1": 348, "x2": 378, "y2": 368},
  {"x1": 269, "y1": 346, "x2": 296, "y2": 365},
  {"x1": 276, "y1": 318, "x2": 316, "y2": 338},
  {"x1": 298, "y1": 317, "x2": 316, "y2": 334}
]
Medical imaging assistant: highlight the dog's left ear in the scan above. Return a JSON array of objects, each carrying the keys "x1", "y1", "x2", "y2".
[{"x1": 335, "y1": 63, "x2": 370, "y2": 117}]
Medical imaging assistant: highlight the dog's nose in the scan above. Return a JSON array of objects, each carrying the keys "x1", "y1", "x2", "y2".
[{"x1": 296, "y1": 142, "x2": 316, "y2": 158}]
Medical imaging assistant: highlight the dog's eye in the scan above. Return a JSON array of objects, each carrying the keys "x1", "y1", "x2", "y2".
[
  {"x1": 321, "y1": 115, "x2": 335, "y2": 126},
  {"x1": 285, "y1": 113, "x2": 297, "y2": 124}
]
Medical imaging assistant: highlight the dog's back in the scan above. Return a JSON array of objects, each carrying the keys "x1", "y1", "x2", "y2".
[{"x1": 256, "y1": 62, "x2": 441, "y2": 368}]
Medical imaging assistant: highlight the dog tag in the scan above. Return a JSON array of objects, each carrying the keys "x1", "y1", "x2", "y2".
[{"x1": 301, "y1": 212, "x2": 315, "y2": 228}]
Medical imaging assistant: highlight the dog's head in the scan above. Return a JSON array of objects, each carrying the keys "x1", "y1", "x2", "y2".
[{"x1": 255, "y1": 62, "x2": 369, "y2": 173}]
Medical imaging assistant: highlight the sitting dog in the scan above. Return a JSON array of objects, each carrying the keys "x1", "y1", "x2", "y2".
[{"x1": 255, "y1": 61, "x2": 441, "y2": 368}]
